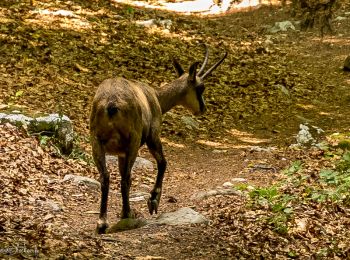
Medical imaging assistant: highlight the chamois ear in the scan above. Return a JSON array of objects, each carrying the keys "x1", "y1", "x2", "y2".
[
  {"x1": 173, "y1": 59, "x2": 185, "y2": 76},
  {"x1": 188, "y1": 61, "x2": 200, "y2": 83}
]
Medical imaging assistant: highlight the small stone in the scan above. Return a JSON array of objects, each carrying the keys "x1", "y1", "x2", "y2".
[
  {"x1": 44, "y1": 214, "x2": 55, "y2": 221},
  {"x1": 63, "y1": 174, "x2": 100, "y2": 189},
  {"x1": 265, "y1": 39, "x2": 274, "y2": 45},
  {"x1": 246, "y1": 185, "x2": 255, "y2": 191},
  {"x1": 212, "y1": 149, "x2": 227, "y2": 153},
  {"x1": 191, "y1": 188, "x2": 242, "y2": 201},
  {"x1": 133, "y1": 157, "x2": 154, "y2": 172},
  {"x1": 222, "y1": 181, "x2": 234, "y2": 188},
  {"x1": 181, "y1": 116, "x2": 199, "y2": 130},
  {"x1": 268, "y1": 21, "x2": 295, "y2": 33},
  {"x1": 296, "y1": 124, "x2": 315, "y2": 146},
  {"x1": 107, "y1": 156, "x2": 154, "y2": 172},
  {"x1": 149, "y1": 207, "x2": 208, "y2": 226},
  {"x1": 231, "y1": 177, "x2": 247, "y2": 183},
  {"x1": 250, "y1": 146, "x2": 276, "y2": 152},
  {"x1": 334, "y1": 16, "x2": 347, "y2": 21},
  {"x1": 130, "y1": 192, "x2": 149, "y2": 202},
  {"x1": 44, "y1": 200, "x2": 62, "y2": 212}
]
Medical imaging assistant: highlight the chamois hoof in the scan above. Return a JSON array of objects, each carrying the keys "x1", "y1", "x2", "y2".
[
  {"x1": 147, "y1": 199, "x2": 159, "y2": 215},
  {"x1": 96, "y1": 222, "x2": 109, "y2": 234}
]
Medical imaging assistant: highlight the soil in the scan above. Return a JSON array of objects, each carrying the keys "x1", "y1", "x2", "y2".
[{"x1": 0, "y1": 0, "x2": 350, "y2": 259}]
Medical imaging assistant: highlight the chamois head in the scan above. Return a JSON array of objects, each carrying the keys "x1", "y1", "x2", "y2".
[{"x1": 173, "y1": 45, "x2": 227, "y2": 116}]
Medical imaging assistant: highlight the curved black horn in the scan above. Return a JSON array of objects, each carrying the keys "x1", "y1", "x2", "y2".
[
  {"x1": 188, "y1": 61, "x2": 201, "y2": 83},
  {"x1": 200, "y1": 52, "x2": 227, "y2": 79},
  {"x1": 198, "y1": 44, "x2": 209, "y2": 77}
]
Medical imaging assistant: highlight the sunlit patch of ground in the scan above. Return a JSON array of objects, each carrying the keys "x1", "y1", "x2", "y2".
[
  {"x1": 112, "y1": 0, "x2": 279, "y2": 15},
  {"x1": 25, "y1": 8, "x2": 92, "y2": 30}
]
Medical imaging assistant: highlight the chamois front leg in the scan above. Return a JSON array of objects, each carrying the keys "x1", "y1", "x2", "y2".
[
  {"x1": 146, "y1": 136, "x2": 167, "y2": 215},
  {"x1": 92, "y1": 138, "x2": 109, "y2": 234},
  {"x1": 118, "y1": 148, "x2": 138, "y2": 219}
]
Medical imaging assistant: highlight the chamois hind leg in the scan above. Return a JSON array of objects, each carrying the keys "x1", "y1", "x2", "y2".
[
  {"x1": 92, "y1": 138, "x2": 109, "y2": 234},
  {"x1": 118, "y1": 147, "x2": 138, "y2": 219},
  {"x1": 146, "y1": 135, "x2": 167, "y2": 215}
]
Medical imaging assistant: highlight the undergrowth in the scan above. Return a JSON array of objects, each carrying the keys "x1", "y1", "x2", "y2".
[{"x1": 247, "y1": 143, "x2": 350, "y2": 235}]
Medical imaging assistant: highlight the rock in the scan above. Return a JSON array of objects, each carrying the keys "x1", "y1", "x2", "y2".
[
  {"x1": 130, "y1": 192, "x2": 149, "y2": 202},
  {"x1": 343, "y1": 56, "x2": 350, "y2": 71},
  {"x1": 38, "y1": 200, "x2": 62, "y2": 212},
  {"x1": 0, "y1": 112, "x2": 74, "y2": 155},
  {"x1": 231, "y1": 177, "x2": 247, "y2": 183},
  {"x1": 136, "y1": 19, "x2": 172, "y2": 29},
  {"x1": 295, "y1": 123, "x2": 324, "y2": 147},
  {"x1": 106, "y1": 155, "x2": 118, "y2": 163},
  {"x1": 149, "y1": 207, "x2": 208, "y2": 226},
  {"x1": 43, "y1": 213, "x2": 55, "y2": 221},
  {"x1": 222, "y1": 181, "x2": 234, "y2": 188},
  {"x1": 181, "y1": 116, "x2": 199, "y2": 130},
  {"x1": 334, "y1": 16, "x2": 347, "y2": 21},
  {"x1": 293, "y1": 218, "x2": 308, "y2": 233},
  {"x1": 246, "y1": 185, "x2": 255, "y2": 191},
  {"x1": 134, "y1": 157, "x2": 154, "y2": 172},
  {"x1": 212, "y1": 149, "x2": 227, "y2": 153},
  {"x1": 276, "y1": 84, "x2": 290, "y2": 96},
  {"x1": 268, "y1": 21, "x2": 295, "y2": 33},
  {"x1": 296, "y1": 124, "x2": 315, "y2": 146},
  {"x1": 35, "y1": 9, "x2": 77, "y2": 17},
  {"x1": 29, "y1": 114, "x2": 74, "y2": 155},
  {"x1": 250, "y1": 146, "x2": 276, "y2": 152},
  {"x1": 264, "y1": 37, "x2": 274, "y2": 45},
  {"x1": 63, "y1": 174, "x2": 100, "y2": 189},
  {"x1": 136, "y1": 19, "x2": 155, "y2": 27},
  {"x1": 107, "y1": 156, "x2": 154, "y2": 172},
  {"x1": 0, "y1": 113, "x2": 32, "y2": 126},
  {"x1": 191, "y1": 188, "x2": 242, "y2": 201},
  {"x1": 140, "y1": 184, "x2": 151, "y2": 190}
]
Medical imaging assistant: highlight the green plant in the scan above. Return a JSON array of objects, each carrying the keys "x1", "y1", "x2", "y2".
[
  {"x1": 38, "y1": 134, "x2": 51, "y2": 146},
  {"x1": 250, "y1": 186, "x2": 294, "y2": 235},
  {"x1": 283, "y1": 160, "x2": 302, "y2": 176},
  {"x1": 267, "y1": 212, "x2": 289, "y2": 235},
  {"x1": 307, "y1": 151, "x2": 350, "y2": 204}
]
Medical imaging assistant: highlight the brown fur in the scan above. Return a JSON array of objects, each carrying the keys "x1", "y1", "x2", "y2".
[
  {"x1": 91, "y1": 78, "x2": 161, "y2": 156},
  {"x1": 90, "y1": 48, "x2": 226, "y2": 234}
]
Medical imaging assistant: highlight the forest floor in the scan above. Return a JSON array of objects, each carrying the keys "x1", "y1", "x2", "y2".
[{"x1": 1, "y1": 0, "x2": 350, "y2": 259}]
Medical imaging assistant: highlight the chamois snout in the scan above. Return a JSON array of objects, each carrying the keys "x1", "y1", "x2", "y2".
[
  {"x1": 180, "y1": 82, "x2": 207, "y2": 116},
  {"x1": 194, "y1": 94, "x2": 206, "y2": 116}
]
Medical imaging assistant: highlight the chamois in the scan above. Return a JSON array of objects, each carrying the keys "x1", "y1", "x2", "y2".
[{"x1": 90, "y1": 45, "x2": 227, "y2": 234}]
